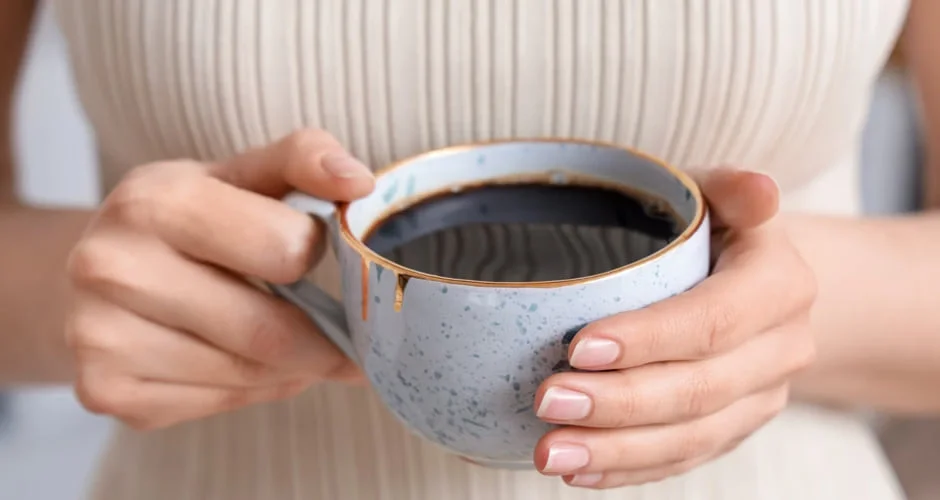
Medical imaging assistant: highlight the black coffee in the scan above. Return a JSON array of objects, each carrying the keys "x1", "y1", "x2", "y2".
[{"x1": 364, "y1": 183, "x2": 683, "y2": 282}]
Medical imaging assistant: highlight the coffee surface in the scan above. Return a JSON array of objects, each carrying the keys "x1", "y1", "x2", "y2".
[{"x1": 364, "y1": 183, "x2": 683, "y2": 282}]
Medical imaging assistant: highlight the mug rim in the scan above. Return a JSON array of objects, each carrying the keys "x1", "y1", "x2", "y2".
[{"x1": 335, "y1": 138, "x2": 707, "y2": 289}]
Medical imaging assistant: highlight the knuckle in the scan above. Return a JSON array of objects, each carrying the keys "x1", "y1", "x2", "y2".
[
  {"x1": 609, "y1": 381, "x2": 639, "y2": 427},
  {"x1": 791, "y1": 259, "x2": 819, "y2": 310},
  {"x1": 159, "y1": 174, "x2": 202, "y2": 216},
  {"x1": 605, "y1": 434, "x2": 638, "y2": 468},
  {"x1": 284, "y1": 128, "x2": 336, "y2": 164},
  {"x1": 286, "y1": 127, "x2": 329, "y2": 147},
  {"x1": 70, "y1": 346, "x2": 99, "y2": 369},
  {"x1": 697, "y1": 296, "x2": 737, "y2": 357},
  {"x1": 106, "y1": 161, "x2": 202, "y2": 227},
  {"x1": 243, "y1": 310, "x2": 296, "y2": 364},
  {"x1": 67, "y1": 239, "x2": 121, "y2": 288},
  {"x1": 271, "y1": 220, "x2": 319, "y2": 283},
  {"x1": 104, "y1": 165, "x2": 164, "y2": 226},
  {"x1": 620, "y1": 311, "x2": 665, "y2": 362},
  {"x1": 63, "y1": 311, "x2": 112, "y2": 358},
  {"x1": 778, "y1": 321, "x2": 817, "y2": 376},
  {"x1": 67, "y1": 239, "x2": 142, "y2": 296},
  {"x1": 681, "y1": 368, "x2": 720, "y2": 418},
  {"x1": 75, "y1": 373, "x2": 133, "y2": 416}
]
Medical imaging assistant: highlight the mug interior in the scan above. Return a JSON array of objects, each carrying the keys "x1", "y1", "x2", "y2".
[{"x1": 345, "y1": 140, "x2": 700, "y2": 237}]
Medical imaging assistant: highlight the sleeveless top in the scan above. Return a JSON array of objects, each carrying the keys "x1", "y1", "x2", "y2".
[{"x1": 52, "y1": 1, "x2": 910, "y2": 498}]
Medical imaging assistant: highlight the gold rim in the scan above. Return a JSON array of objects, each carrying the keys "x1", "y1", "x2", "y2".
[{"x1": 335, "y1": 138, "x2": 706, "y2": 289}]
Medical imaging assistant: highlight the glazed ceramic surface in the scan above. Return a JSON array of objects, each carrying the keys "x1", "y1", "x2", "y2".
[{"x1": 272, "y1": 140, "x2": 710, "y2": 467}]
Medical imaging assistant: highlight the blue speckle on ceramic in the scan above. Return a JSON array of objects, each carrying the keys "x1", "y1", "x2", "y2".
[{"x1": 278, "y1": 139, "x2": 710, "y2": 467}]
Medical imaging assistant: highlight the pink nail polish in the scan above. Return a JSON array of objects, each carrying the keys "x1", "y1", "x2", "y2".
[
  {"x1": 543, "y1": 443, "x2": 591, "y2": 474},
  {"x1": 536, "y1": 387, "x2": 592, "y2": 421},
  {"x1": 569, "y1": 338, "x2": 621, "y2": 368}
]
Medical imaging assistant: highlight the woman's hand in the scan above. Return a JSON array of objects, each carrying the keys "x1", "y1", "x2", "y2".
[
  {"x1": 65, "y1": 129, "x2": 374, "y2": 430},
  {"x1": 533, "y1": 169, "x2": 818, "y2": 489}
]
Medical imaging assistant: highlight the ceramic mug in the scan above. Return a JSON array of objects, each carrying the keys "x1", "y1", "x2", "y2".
[{"x1": 270, "y1": 139, "x2": 710, "y2": 468}]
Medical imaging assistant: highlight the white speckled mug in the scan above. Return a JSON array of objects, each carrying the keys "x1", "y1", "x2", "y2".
[{"x1": 270, "y1": 139, "x2": 710, "y2": 468}]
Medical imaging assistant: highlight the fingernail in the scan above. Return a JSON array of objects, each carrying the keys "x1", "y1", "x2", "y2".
[
  {"x1": 537, "y1": 387, "x2": 592, "y2": 421},
  {"x1": 569, "y1": 338, "x2": 621, "y2": 368},
  {"x1": 568, "y1": 473, "x2": 604, "y2": 487},
  {"x1": 543, "y1": 443, "x2": 591, "y2": 474},
  {"x1": 322, "y1": 153, "x2": 371, "y2": 179}
]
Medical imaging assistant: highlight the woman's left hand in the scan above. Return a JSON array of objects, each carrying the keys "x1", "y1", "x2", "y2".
[{"x1": 533, "y1": 169, "x2": 818, "y2": 489}]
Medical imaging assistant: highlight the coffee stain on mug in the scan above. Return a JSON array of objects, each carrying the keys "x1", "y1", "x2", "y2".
[
  {"x1": 394, "y1": 273, "x2": 411, "y2": 312},
  {"x1": 362, "y1": 259, "x2": 413, "y2": 319},
  {"x1": 361, "y1": 259, "x2": 371, "y2": 320}
]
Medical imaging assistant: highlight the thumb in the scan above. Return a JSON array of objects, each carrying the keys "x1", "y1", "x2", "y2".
[
  {"x1": 208, "y1": 128, "x2": 376, "y2": 200},
  {"x1": 690, "y1": 167, "x2": 780, "y2": 230}
]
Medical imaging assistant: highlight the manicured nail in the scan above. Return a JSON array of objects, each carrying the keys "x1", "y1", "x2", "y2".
[
  {"x1": 322, "y1": 153, "x2": 371, "y2": 178},
  {"x1": 569, "y1": 338, "x2": 621, "y2": 368},
  {"x1": 568, "y1": 473, "x2": 604, "y2": 486},
  {"x1": 537, "y1": 387, "x2": 592, "y2": 421},
  {"x1": 543, "y1": 443, "x2": 590, "y2": 474}
]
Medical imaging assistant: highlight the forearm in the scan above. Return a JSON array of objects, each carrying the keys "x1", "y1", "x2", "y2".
[
  {"x1": 0, "y1": 201, "x2": 92, "y2": 384},
  {"x1": 787, "y1": 211, "x2": 940, "y2": 414}
]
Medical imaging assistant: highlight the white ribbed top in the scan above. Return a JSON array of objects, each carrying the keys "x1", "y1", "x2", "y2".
[{"x1": 52, "y1": 1, "x2": 909, "y2": 498}]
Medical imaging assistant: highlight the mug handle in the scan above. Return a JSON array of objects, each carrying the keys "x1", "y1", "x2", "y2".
[{"x1": 266, "y1": 193, "x2": 359, "y2": 364}]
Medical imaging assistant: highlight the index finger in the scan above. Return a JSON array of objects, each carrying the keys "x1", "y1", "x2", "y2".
[
  {"x1": 568, "y1": 226, "x2": 816, "y2": 370},
  {"x1": 210, "y1": 128, "x2": 376, "y2": 200}
]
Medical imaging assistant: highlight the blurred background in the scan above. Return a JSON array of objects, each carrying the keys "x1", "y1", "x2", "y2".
[{"x1": 0, "y1": 3, "x2": 934, "y2": 500}]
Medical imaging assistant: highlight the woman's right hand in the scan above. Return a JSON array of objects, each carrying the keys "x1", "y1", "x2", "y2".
[{"x1": 65, "y1": 129, "x2": 374, "y2": 430}]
